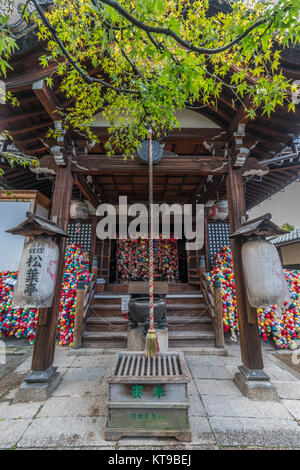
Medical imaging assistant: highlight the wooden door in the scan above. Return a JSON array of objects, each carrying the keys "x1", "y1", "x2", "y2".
[
  {"x1": 96, "y1": 238, "x2": 111, "y2": 282},
  {"x1": 186, "y1": 249, "x2": 200, "y2": 285}
]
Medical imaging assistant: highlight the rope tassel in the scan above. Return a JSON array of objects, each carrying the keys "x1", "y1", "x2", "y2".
[{"x1": 145, "y1": 127, "x2": 159, "y2": 358}]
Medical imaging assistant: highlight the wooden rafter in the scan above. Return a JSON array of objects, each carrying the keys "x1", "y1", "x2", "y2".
[
  {"x1": 199, "y1": 175, "x2": 224, "y2": 203},
  {"x1": 73, "y1": 174, "x2": 99, "y2": 208},
  {"x1": 32, "y1": 79, "x2": 60, "y2": 121}
]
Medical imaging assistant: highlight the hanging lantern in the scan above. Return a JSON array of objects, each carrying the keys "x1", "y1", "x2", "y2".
[
  {"x1": 242, "y1": 237, "x2": 290, "y2": 308},
  {"x1": 12, "y1": 236, "x2": 59, "y2": 308},
  {"x1": 206, "y1": 200, "x2": 228, "y2": 220},
  {"x1": 70, "y1": 200, "x2": 89, "y2": 220},
  {"x1": 213, "y1": 200, "x2": 228, "y2": 221}
]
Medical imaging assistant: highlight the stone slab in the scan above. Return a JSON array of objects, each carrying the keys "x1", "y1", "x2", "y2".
[
  {"x1": 282, "y1": 400, "x2": 300, "y2": 420},
  {"x1": 195, "y1": 379, "x2": 243, "y2": 397},
  {"x1": 276, "y1": 382, "x2": 300, "y2": 400},
  {"x1": 0, "y1": 401, "x2": 42, "y2": 419},
  {"x1": 38, "y1": 396, "x2": 107, "y2": 418},
  {"x1": 188, "y1": 395, "x2": 206, "y2": 416},
  {"x1": 62, "y1": 366, "x2": 107, "y2": 381},
  {"x1": 202, "y1": 395, "x2": 261, "y2": 418},
  {"x1": 52, "y1": 377, "x2": 109, "y2": 397},
  {"x1": 188, "y1": 364, "x2": 232, "y2": 380},
  {"x1": 186, "y1": 355, "x2": 226, "y2": 367},
  {"x1": 255, "y1": 401, "x2": 293, "y2": 420},
  {"x1": 0, "y1": 418, "x2": 31, "y2": 449},
  {"x1": 209, "y1": 416, "x2": 300, "y2": 448},
  {"x1": 17, "y1": 416, "x2": 109, "y2": 448},
  {"x1": 72, "y1": 355, "x2": 114, "y2": 368}
]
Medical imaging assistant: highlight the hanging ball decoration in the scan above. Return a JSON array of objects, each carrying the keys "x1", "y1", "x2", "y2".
[
  {"x1": 0, "y1": 244, "x2": 91, "y2": 347},
  {"x1": 207, "y1": 246, "x2": 300, "y2": 350},
  {"x1": 137, "y1": 140, "x2": 163, "y2": 164}
]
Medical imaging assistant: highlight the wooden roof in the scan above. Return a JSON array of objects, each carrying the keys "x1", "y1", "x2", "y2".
[{"x1": 1, "y1": 16, "x2": 300, "y2": 210}]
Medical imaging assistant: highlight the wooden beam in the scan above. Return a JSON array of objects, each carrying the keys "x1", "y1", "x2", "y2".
[
  {"x1": 199, "y1": 175, "x2": 224, "y2": 203},
  {"x1": 32, "y1": 79, "x2": 60, "y2": 121},
  {"x1": 0, "y1": 108, "x2": 47, "y2": 126},
  {"x1": 92, "y1": 126, "x2": 227, "y2": 141},
  {"x1": 72, "y1": 155, "x2": 228, "y2": 175},
  {"x1": 31, "y1": 157, "x2": 73, "y2": 371},
  {"x1": 73, "y1": 173, "x2": 99, "y2": 208},
  {"x1": 9, "y1": 120, "x2": 52, "y2": 136},
  {"x1": 228, "y1": 97, "x2": 251, "y2": 135},
  {"x1": 226, "y1": 166, "x2": 264, "y2": 371}
]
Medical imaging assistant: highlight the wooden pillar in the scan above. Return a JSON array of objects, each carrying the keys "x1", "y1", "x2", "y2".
[
  {"x1": 73, "y1": 278, "x2": 85, "y2": 349},
  {"x1": 213, "y1": 275, "x2": 225, "y2": 349},
  {"x1": 31, "y1": 158, "x2": 73, "y2": 371},
  {"x1": 226, "y1": 165, "x2": 264, "y2": 371}
]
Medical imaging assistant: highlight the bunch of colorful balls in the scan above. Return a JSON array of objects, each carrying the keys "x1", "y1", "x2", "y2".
[
  {"x1": 207, "y1": 246, "x2": 239, "y2": 342},
  {"x1": 57, "y1": 244, "x2": 91, "y2": 347},
  {"x1": 207, "y1": 246, "x2": 300, "y2": 349},
  {"x1": 0, "y1": 271, "x2": 38, "y2": 344},
  {"x1": 0, "y1": 244, "x2": 91, "y2": 347},
  {"x1": 257, "y1": 270, "x2": 300, "y2": 349}
]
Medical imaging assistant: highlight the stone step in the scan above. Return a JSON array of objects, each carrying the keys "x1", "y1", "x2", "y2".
[
  {"x1": 85, "y1": 316, "x2": 129, "y2": 332},
  {"x1": 81, "y1": 331, "x2": 127, "y2": 348}
]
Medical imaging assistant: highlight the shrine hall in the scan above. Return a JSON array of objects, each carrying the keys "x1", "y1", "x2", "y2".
[{"x1": 1, "y1": 0, "x2": 300, "y2": 402}]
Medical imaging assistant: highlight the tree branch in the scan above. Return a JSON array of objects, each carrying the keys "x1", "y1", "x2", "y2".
[
  {"x1": 29, "y1": 0, "x2": 140, "y2": 95},
  {"x1": 96, "y1": 0, "x2": 268, "y2": 55}
]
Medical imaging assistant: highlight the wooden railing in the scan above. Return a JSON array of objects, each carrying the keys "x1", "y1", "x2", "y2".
[
  {"x1": 73, "y1": 275, "x2": 96, "y2": 349},
  {"x1": 201, "y1": 272, "x2": 225, "y2": 348}
]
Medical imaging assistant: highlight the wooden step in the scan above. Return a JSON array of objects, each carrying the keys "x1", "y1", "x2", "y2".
[
  {"x1": 167, "y1": 316, "x2": 213, "y2": 331},
  {"x1": 167, "y1": 293, "x2": 203, "y2": 298},
  {"x1": 81, "y1": 331, "x2": 127, "y2": 348},
  {"x1": 166, "y1": 294, "x2": 203, "y2": 305},
  {"x1": 93, "y1": 296, "x2": 122, "y2": 305},
  {"x1": 169, "y1": 284, "x2": 199, "y2": 291},
  {"x1": 90, "y1": 303, "x2": 122, "y2": 316},
  {"x1": 85, "y1": 316, "x2": 129, "y2": 332},
  {"x1": 166, "y1": 303, "x2": 208, "y2": 316},
  {"x1": 104, "y1": 284, "x2": 129, "y2": 292},
  {"x1": 168, "y1": 330, "x2": 215, "y2": 348}
]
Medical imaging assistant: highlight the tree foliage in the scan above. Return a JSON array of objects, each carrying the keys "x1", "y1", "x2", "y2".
[
  {"x1": 281, "y1": 222, "x2": 295, "y2": 232},
  {"x1": 1, "y1": 0, "x2": 300, "y2": 155}
]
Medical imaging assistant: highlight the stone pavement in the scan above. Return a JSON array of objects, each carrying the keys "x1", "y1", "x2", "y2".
[{"x1": 0, "y1": 340, "x2": 300, "y2": 450}]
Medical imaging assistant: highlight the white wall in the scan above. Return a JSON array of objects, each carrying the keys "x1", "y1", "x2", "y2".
[{"x1": 0, "y1": 201, "x2": 30, "y2": 271}]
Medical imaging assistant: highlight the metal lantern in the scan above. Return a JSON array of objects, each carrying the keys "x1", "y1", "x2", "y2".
[
  {"x1": 241, "y1": 237, "x2": 290, "y2": 308},
  {"x1": 70, "y1": 200, "x2": 89, "y2": 220},
  {"x1": 12, "y1": 236, "x2": 59, "y2": 308}
]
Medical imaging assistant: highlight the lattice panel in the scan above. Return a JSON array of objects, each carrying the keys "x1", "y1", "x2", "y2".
[
  {"x1": 67, "y1": 222, "x2": 92, "y2": 254},
  {"x1": 207, "y1": 221, "x2": 231, "y2": 270}
]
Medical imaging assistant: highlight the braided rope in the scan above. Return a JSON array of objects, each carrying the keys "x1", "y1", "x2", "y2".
[{"x1": 149, "y1": 128, "x2": 154, "y2": 331}]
